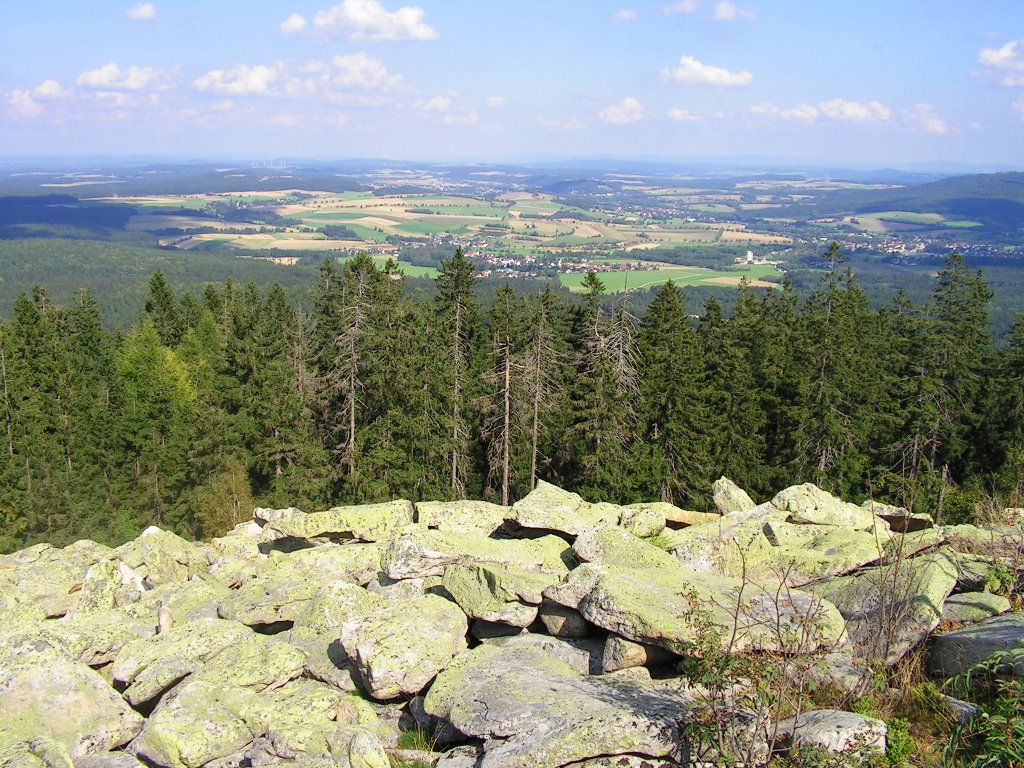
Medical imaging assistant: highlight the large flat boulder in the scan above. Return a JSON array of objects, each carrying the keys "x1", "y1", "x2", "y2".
[
  {"x1": 928, "y1": 613, "x2": 1024, "y2": 679},
  {"x1": 415, "y1": 500, "x2": 510, "y2": 535},
  {"x1": 114, "y1": 528, "x2": 207, "y2": 587},
  {"x1": 382, "y1": 529, "x2": 570, "y2": 580},
  {"x1": 776, "y1": 710, "x2": 887, "y2": 757},
  {"x1": 424, "y1": 644, "x2": 693, "y2": 768},
  {"x1": 809, "y1": 549, "x2": 959, "y2": 666},
  {"x1": 509, "y1": 481, "x2": 619, "y2": 537},
  {"x1": 442, "y1": 563, "x2": 558, "y2": 627},
  {"x1": 712, "y1": 477, "x2": 756, "y2": 515},
  {"x1": 771, "y1": 484, "x2": 879, "y2": 531},
  {"x1": 260, "y1": 500, "x2": 414, "y2": 544},
  {"x1": 340, "y1": 593, "x2": 468, "y2": 700},
  {"x1": 545, "y1": 564, "x2": 845, "y2": 655}
]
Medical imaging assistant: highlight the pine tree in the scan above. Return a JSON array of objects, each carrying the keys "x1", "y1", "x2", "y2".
[{"x1": 145, "y1": 270, "x2": 182, "y2": 347}]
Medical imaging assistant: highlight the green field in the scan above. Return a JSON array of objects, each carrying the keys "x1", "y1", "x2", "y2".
[{"x1": 337, "y1": 255, "x2": 439, "y2": 278}]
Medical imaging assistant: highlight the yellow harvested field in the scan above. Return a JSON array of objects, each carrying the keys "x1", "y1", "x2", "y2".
[
  {"x1": 126, "y1": 215, "x2": 262, "y2": 231},
  {"x1": 704, "y1": 276, "x2": 778, "y2": 288}
]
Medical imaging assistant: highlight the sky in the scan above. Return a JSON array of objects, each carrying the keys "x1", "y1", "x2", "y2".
[{"x1": 2, "y1": 0, "x2": 1024, "y2": 167}]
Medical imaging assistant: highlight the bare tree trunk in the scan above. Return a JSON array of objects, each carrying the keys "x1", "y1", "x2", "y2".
[
  {"x1": 502, "y1": 339, "x2": 511, "y2": 505},
  {"x1": 451, "y1": 300, "x2": 463, "y2": 497},
  {"x1": 0, "y1": 344, "x2": 13, "y2": 457}
]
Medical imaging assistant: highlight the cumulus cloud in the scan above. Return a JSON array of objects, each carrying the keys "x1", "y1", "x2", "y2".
[
  {"x1": 598, "y1": 96, "x2": 644, "y2": 124},
  {"x1": 978, "y1": 39, "x2": 1024, "y2": 86},
  {"x1": 416, "y1": 94, "x2": 452, "y2": 112},
  {"x1": 292, "y1": 52, "x2": 402, "y2": 95},
  {"x1": 749, "y1": 102, "x2": 818, "y2": 121},
  {"x1": 194, "y1": 63, "x2": 282, "y2": 96},
  {"x1": 818, "y1": 98, "x2": 890, "y2": 122},
  {"x1": 32, "y1": 80, "x2": 72, "y2": 100},
  {"x1": 280, "y1": 13, "x2": 308, "y2": 34},
  {"x1": 77, "y1": 63, "x2": 167, "y2": 91},
  {"x1": 661, "y1": 55, "x2": 752, "y2": 87},
  {"x1": 712, "y1": 1, "x2": 755, "y2": 21},
  {"x1": 663, "y1": 0, "x2": 698, "y2": 14},
  {"x1": 903, "y1": 103, "x2": 950, "y2": 135},
  {"x1": 6, "y1": 90, "x2": 44, "y2": 119},
  {"x1": 615, "y1": 9, "x2": 636, "y2": 21},
  {"x1": 312, "y1": 0, "x2": 438, "y2": 42},
  {"x1": 667, "y1": 107, "x2": 702, "y2": 122},
  {"x1": 485, "y1": 95, "x2": 506, "y2": 108},
  {"x1": 126, "y1": 3, "x2": 156, "y2": 21}
]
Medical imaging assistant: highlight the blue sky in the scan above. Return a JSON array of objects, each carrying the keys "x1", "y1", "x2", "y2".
[{"x1": 3, "y1": 0, "x2": 1024, "y2": 166}]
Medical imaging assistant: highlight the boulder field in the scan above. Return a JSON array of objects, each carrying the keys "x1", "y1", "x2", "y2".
[{"x1": 2, "y1": 478, "x2": 1022, "y2": 768}]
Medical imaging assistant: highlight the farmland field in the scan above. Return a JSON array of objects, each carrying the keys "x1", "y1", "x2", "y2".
[{"x1": 559, "y1": 263, "x2": 781, "y2": 293}]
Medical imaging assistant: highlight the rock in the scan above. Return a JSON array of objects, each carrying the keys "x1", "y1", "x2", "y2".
[
  {"x1": 118, "y1": 577, "x2": 227, "y2": 627},
  {"x1": 483, "y1": 633, "x2": 603, "y2": 675},
  {"x1": 252, "y1": 506, "x2": 302, "y2": 524},
  {"x1": 0, "y1": 644, "x2": 143, "y2": 759},
  {"x1": 712, "y1": 477, "x2": 757, "y2": 515},
  {"x1": 75, "y1": 753, "x2": 148, "y2": 768},
  {"x1": 260, "y1": 500, "x2": 414, "y2": 544},
  {"x1": 659, "y1": 505, "x2": 721, "y2": 529},
  {"x1": 538, "y1": 599, "x2": 589, "y2": 638},
  {"x1": 662, "y1": 512, "x2": 779, "y2": 578},
  {"x1": 382, "y1": 529, "x2": 570, "y2": 581},
  {"x1": 415, "y1": 500, "x2": 509, "y2": 535},
  {"x1": 217, "y1": 575, "x2": 319, "y2": 627},
  {"x1": 772, "y1": 484, "x2": 881, "y2": 531},
  {"x1": 927, "y1": 613, "x2": 1024, "y2": 679},
  {"x1": 572, "y1": 525, "x2": 679, "y2": 570},
  {"x1": 340, "y1": 593, "x2": 468, "y2": 700},
  {"x1": 269, "y1": 544, "x2": 383, "y2": 587},
  {"x1": 248, "y1": 724, "x2": 389, "y2": 768},
  {"x1": 204, "y1": 534, "x2": 266, "y2": 587},
  {"x1": 776, "y1": 710, "x2": 886, "y2": 757},
  {"x1": 441, "y1": 563, "x2": 557, "y2": 627},
  {"x1": 470, "y1": 620, "x2": 525, "y2": 640},
  {"x1": 25, "y1": 610, "x2": 156, "y2": 667},
  {"x1": 282, "y1": 626, "x2": 359, "y2": 692},
  {"x1": 545, "y1": 564, "x2": 846, "y2": 656},
  {"x1": 941, "y1": 592, "x2": 1011, "y2": 624},
  {"x1": 0, "y1": 738, "x2": 73, "y2": 768},
  {"x1": 809, "y1": 549, "x2": 958, "y2": 666},
  {"x1": 942, "y1": 695, "x2": 981, "y2": 724},
  {"x1": 616, "y1": 505, "x2": 666, "y2": 538},
  {"x1": 129, "y1": 680, "x2": 264, "y2": 768},
  {"x1": 1, "y1": 540, "x2": 116, "y2": 618},
  {"x1": 509, "y1": 481, "x2": 619, "y2": 537},
  {"x1": 863, "y1": 500, "x2": 933, "y2": 532},
  {"x1": 601, "y1": 635, "x2": 674, "y2": 673},
  {"x1": 424, "y1": 644, "x2": 693, "y2": 768},
  {"x1": 757, "y1": 521, "x2": 888, "y2": 586},
  {"x1": 114, "y1": 527, "x2": 206, "y2": 587}
]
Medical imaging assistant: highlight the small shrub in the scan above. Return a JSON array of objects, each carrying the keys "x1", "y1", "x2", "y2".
[
  {"x1": 883, "y1": 717, "x2": 915, "y2": 767},
  {"x1": 943, "y1": 649, "x2": 1024, "y2": 767},
  {"x1": 396, "y1": 727, "x2": 433, "y2": 752}
]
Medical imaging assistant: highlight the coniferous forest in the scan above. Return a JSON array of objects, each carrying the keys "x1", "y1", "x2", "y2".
[{"x1": 1, "y1": 245, "x2": 1022, "y2": 553}]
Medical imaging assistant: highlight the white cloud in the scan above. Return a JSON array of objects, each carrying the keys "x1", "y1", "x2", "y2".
[
  {"x1": 313, "y1": 0, "x2": 438, "y2": 42},
  {"x1": 539, "y1": 117, "x2": 585, "y2": 131},
  {"x1": 290, "y1": 52, "x2": 402, "y2": 97},
  {"x1": 194, "y1": 63, "x2": 282, "y2": 96},
  {"x1": 903, "y1": 103, "x2": 950, "y2": 135},
  {"x1": 978, "y1": 39, "x2": 1024, "y2": 86},
  {"x1": 280, "y1": 13, "x2": 308, "y2": 34},
  {"x1": 416, "y1": 95, "x2": 452, "y2": 112},
  {"x1": 598, "y1": 96, "x2": 644, "y2": 124},
  {"x1": 663, "y1": 0, "x2": 698, "y2": 14},
  {"x1": 712, "y1": 1, "x2": 755, "y2": 21},
  {"x1": 661, "y1": 55, "x2": 752, "y2": 87},
  {"x1": 615, "y1": 9, "x2": 636, "y2": 22},
  {"x1": 750, "y1": 102, "x2": 818, "y2": 121},
  {"x1": 667, "y1": 107, "x2": 702, "y2": 122},
  {"x1": 443, "y1": 111, "x2": 478, "y2": 125},
  {"x1": 6, "y1": 90, "x2": 44, "y2": 119},
  {"x1": 77, "y1": 63, "x2": 167, "y2": 91},
  {"x1": 818, "y1": 98, "x2": 890, "y2": 122},
  {"x1": 265, "y1": 113, "x2": 301, "y2": 127},
  {"x1": 485, "y1": 95, "x2": 506, "y2": 108},
  {"x1": 126, "y1": 3, "x2": 156, "y2": 21},
  {"x1": 32, "y1": 80, "x2": 72, "y2": 100}
]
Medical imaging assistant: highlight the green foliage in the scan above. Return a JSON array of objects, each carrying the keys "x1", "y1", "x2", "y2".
[
  {"x1": 395, "y1": 728, "x2": 433, "y2": 751},
  {"x1": 944, "y1": 649, "x2": 1024, "y2": 767}
]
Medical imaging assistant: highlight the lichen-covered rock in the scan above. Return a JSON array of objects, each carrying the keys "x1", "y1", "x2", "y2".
[
  {"x1": 382, "y1": 529, "x2": 570, "y2": 580},
  {"x1": 118, "y1": 577, "x2": 227, "y2": 626},
  {"x1": 757, "y1": 522, "x2": 888, "y2": 586},
  {"x1": 482, "y1": 633, "x2": 603, "y2": 675},
  {"x1": 771, "y1": 484, "x2": 881, "y2": 531},
  {"x1": 261, "y1": 500, "x2": 414, "y2": 544},
  {"x1": 0, "y1": 645, "x2": 143, "y2": 759},
  {"x1": 863, "y1": 500, "x2": 933, "y2": 532},
  {"x1": 442, "y1": 563, "x2": 556, "y2": 627},
  {"x1": 204, "y1": 533, "x2": 266, "y2": 587},
  {"x1": 415, "y1": 500, "x2": 509, "y2": 535},
  {"x1": 546, "y1": 564, "x2": 845, "y2": 655},
  {"x1": 601, "y1": 634, "x2": 674, "y2": 673},
  {"x1": 776, "y1": 710, "x2": 887, "y2": 757},
  {"x1": 0, "y1": 737, "x2": 74, "y2": 768},
  {"x1": 510, "y1": 481, "x2": 619, "y2": 537},
  {"x1": 927, "y1": 612, "x2": 1024, "y2": 679},
  {"x1": 538, "y1": 599, "x2": 589, "y2": 638},
  {"x1": 942, "y1": 524, "x2": 1024, "y2": 559},
  {"x1": 114, "y1": 528, "x2": 206, "y2": 588},
  {"x1": 217, "y1": 575, "x2": 319, "y2": 627},
  {"x1": 248, "y1": 724, "x2": 389, "y2": 768},
  {"x1": 1, "y1": 540, "x2": 116, "y2": 618},
  {"x1": 616, "y1": 505, "x2": 666, "y2": 538},
  {"x1": 712, "y1": 477, "x2": 757, "y2": 515},
  {"x1": 571, "y1": 526, "x2": 678, "y2": 570},
  {"x1": 809, "y1": 549, "x2": 958, "y2": 666},
  {"x1": 941, "y1": 592, "x2": 1011, "y2": 624},
  {"x1": 662, "y1": 512, "x2": 779, "y2": 578},
  {"x1": 340, "y1": 593, "x2": 468, "y2": 700},
  {"x1": 424, "y1": 644, "x2": 692, "y2": 768}
]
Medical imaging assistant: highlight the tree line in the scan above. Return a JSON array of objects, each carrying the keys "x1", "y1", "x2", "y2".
[{"x1": 1, "y1": 245, "x2": 1021, "y2": 552}]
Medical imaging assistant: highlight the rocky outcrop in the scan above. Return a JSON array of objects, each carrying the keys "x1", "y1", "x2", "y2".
[{"x1": 2, "y1": 477, "x2": 1021, "y2": 768}]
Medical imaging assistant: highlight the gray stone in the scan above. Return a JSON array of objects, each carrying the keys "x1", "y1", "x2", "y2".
[
  {"x1": 114, "y1": 527, "x2": 206, "y2": 587},
  {"x1": 776, "y1": 710, "x2": 887, "y2": 757},
  {"x1": 927, "y1": 613, "x2": 1024, "y2": 679},
  {"x1": 941, "y1": 592, "x2": 1011, "y2": 624},
  {"x1": 510, "y1": 481, "x2": 619, "y2": 537},
  {"x1": 260, "y1": 500, "x2": 414, "y2": 544},
  {"x1": 771, "y1": 484, "x2": 880, "y2": 531},
  {"x1": 601, "y1": 635, "x2": 674, "y2": 673},
  {"x1": 483, "y1": 633, "x2": 604, "y2": 675},
  {"x1": 712, "y1": 477, "x2": 756, "y2": 515},
  {"x1": 616, "y1": 505, "x2": 666, "y2": 538},
  {"x1": 538, "y1": 599, "x2": 590, "y2": 638},
  {"x1": 415, "y1": 500, "x2": 510, "y2": 535}
]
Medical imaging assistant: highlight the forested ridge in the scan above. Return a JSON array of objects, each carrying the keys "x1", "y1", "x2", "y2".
[{"x1": 1, "y1": 245, "x2": 1021, "y2": 553}]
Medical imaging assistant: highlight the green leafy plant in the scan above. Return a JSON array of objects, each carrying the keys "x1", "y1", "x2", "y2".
[
  {"x1": 943, "y1": 649, "x2": 1024, "y2": 767},
  {"x1": 396, "y1": 727, "x2": 433, "y2": 752}
]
